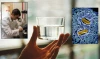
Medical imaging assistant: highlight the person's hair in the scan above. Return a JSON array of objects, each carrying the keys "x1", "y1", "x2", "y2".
[{"x1": 11, "y1": 9, "x2": 21, "y2": 16}]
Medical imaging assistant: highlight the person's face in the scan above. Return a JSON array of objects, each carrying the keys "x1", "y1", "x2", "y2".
[{"x1": 11, "y1": 14, "x2": 20, "y2": 20}]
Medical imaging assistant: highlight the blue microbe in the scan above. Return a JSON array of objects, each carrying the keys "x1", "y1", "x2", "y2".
[{"x1": 72, "y1": 8, "x2": 98, "y2": 44}]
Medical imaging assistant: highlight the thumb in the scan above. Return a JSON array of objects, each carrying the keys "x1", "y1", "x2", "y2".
[{"x1": 29, "y1": 26, "x2": 38, "y2": 45}]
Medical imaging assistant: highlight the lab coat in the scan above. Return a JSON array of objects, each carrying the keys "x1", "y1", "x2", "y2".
[{"x1": 1, "y1": 16, "x2": 19, "y2": 39}]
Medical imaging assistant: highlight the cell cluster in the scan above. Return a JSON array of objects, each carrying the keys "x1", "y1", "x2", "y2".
[{"x1": 72, "y1": 8, "x2": 98, "y2": 44}]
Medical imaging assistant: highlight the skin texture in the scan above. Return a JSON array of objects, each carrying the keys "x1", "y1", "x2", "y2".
[{"x1": 19, "y1": 26, "x2": 70, "y2": 59}]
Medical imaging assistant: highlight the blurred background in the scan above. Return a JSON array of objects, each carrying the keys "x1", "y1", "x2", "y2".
[{"x1": 0, "y1": 0, "x2": 99, "y2": 59}]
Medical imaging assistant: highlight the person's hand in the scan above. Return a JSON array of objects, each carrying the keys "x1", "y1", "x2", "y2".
[
  {"x1": 19, "y1": 26, "x2": 23, "y2": 32},
  {"x1": 19, "y1": 26, "x2": 70, "y2": 59}
]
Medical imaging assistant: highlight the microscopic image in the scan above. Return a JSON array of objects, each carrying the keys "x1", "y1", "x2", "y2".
[{"x1": 72, "y1": 8, "x2": 98, "y2": 44}]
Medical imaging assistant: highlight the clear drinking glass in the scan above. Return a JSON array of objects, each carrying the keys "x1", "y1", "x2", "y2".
[{"x1": 36, "y1": 17, "x2": 65, "y2": 40}]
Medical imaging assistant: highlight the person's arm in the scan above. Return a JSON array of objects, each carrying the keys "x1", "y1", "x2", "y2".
[
  {"x1": 15, "y1": 20, "x2": 19, "y2": 29},
  {"x1": 2, "y1": 19, "x2": 20, "y2": 37}
]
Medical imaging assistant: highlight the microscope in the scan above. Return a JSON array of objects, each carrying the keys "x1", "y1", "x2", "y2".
[{"x1": 17, "y1": 10, "x2": 27, "y2": 38}]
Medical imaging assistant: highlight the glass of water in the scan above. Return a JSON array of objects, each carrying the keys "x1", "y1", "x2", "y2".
[{"x1": 36, "y1": 17, "x2": 65, "y2": 40}]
